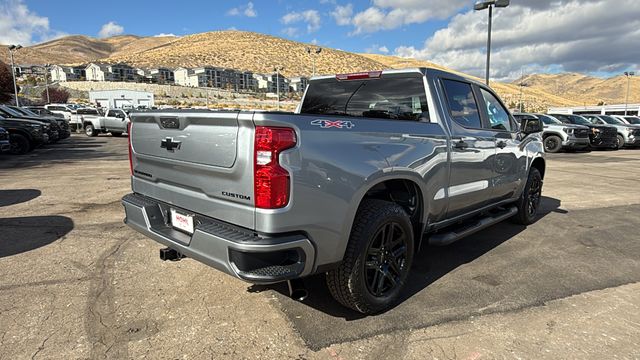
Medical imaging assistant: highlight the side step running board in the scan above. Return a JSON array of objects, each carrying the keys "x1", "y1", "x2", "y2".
[{"x1": 428, "y1": 206, "x2": 518, "y2": 246}]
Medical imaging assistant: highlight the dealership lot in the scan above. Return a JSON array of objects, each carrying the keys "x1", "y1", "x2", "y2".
[{"x1": 1, "y1": 135, "x2": 639, "y2": 359}]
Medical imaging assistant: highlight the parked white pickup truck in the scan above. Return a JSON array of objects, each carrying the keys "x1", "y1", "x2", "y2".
[{"x1": 82, "y1": 108, "x2": 130, "y2": 137}]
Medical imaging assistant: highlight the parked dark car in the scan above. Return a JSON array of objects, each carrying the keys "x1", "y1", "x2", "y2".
[
  {"x1": 549, "y1": 114, "x2": 617, "y2": 149},
  {"x1": 25, "y1": 106, "x2": 65, "y2": 119},
  {"x1": 0, "y1": 105, "x2": 59, "y2": 143},
  {"x1": 0, "y1": 127, "x2": 10, "y2": 153},
  {"x1": 15, "y1": 106, "x2": 71, "y2": 139},
  {"x1": 0, "y1": 114, "x2": 47, "y2": 154},
  {"x1": 583, "y1": 114, "x2": 640, "y2": 148}
]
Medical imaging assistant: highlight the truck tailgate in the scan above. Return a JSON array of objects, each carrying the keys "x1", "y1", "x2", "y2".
[{"x1": 130, "y1": 111, "x2": 255, "y2": 229}]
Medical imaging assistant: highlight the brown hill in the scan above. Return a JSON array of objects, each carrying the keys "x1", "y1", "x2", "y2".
[
  {"x1": 516, "y1": 73, "x2": 640, "y2": 105},
  {"x1": 0, "y1": 35, "x2": 175, "y2": 65},
  {"x1": 103, "y1": 31, "x2": 386, "y2": 77}
]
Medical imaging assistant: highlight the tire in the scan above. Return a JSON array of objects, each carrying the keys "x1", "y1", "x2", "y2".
[
  {"x1": 85, "y1": 124, "x2": 98, "y2": 137},
  {"x1": 512, "y1": 167, "x2": 543, "y2": 225},
  {"x1": 111, "y1": 132, "x2": 123, "y2": 137},
  {"x1": 326, "y1": 199, "x2": 414, "y2": 314},
  {"x1": 616, "y1": 135, "x2": 624, "y2": 149},
  {"x1": 8, "y1": 133, "x2": 32, "y2": 155},
  {"x1": 543, "y1": 135, "x2": 562, "y2": 153}
]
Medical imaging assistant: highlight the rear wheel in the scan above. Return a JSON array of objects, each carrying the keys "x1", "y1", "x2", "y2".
[
  {"x1": 111, "y1": 132, "x2": 123, "y2": 137},
  {"x1": 512, "y1": 168, "x2": 543, "y2": 225},
  {"x1": 543, "y1": 135, "x2": 562, "y2": 153},
  {"x1": 8, "y1": 133, "x2": 31, "y2": 155},
  {"x1": 85, "y1": 124, "x2": 98, "y2": 137},
  {"x1": 326, "y1": 199, "x2": 414, "y2": 314}
]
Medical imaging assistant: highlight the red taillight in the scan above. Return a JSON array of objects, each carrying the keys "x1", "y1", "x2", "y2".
[
  {"x1": 127, "y1": 122, "x2": 133, "y2": 175},
  {"x1": 336, "y1": 71, "x2": 382, "y2": 81},
  {"x1": 254, "y1": 126, "x2": 297, "y2": 209}
]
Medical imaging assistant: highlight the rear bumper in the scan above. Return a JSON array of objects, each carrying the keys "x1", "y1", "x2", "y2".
[{"x1": 122, "y1": 193, "x2": 316, "y2": 284}]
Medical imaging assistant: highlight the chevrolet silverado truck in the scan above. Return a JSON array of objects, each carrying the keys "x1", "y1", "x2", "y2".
[
  {"x1": 550, "y1": 114, "x2": 618, "y2": 149},
  {"x1": 0, "y1": 114, "x2": 47, "y2": 154},
  {"x1": 82, "y1": 108, "x2": 130, "y2": 137},
  {"x1": 513, "y1": 113, "x2": 590, "y2": 153},
  {"x1": 122, "y1": 68, "x2": 546, "y2": 314},
  {"x1": 583, "y1": 114, "x2": 640, "y2": 149}
]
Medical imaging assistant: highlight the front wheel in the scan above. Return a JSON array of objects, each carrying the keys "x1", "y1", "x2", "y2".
[
  {"x1": 543, "y1": 135, "x2": 562, "y2": 153},
  {"x1": 326, "y1": 199, "x2": 414, "y2": 314},
  {"x1": 512, "y1": 167, "x2": 543, "y2": 225},
  {"x1": 9, "y1": 133, "x2": 32, "y2": 155},
  {"x1": 85, "y1": 124, "x2": 98, "y2": 137},
  {"x1": 616, "y1": 135, "x2": 624, "y2": 149}
]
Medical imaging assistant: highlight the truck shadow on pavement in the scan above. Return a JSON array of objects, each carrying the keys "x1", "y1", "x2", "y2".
[
  {"x1": 0, "y1": 189, "x2": 41, "y2": 207},
  {"x1": 0, "y1": 216, "x2": 74, "y2": 258},
  {"x1": 259, "y1": 196, "x2": 564, "y2": 320},
  {"x1": 0, "y1": 136, "x2": 124, "y2": 170}
]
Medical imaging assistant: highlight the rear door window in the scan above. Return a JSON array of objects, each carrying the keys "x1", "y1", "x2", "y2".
[{"x1": 441, "y1": 79, "x2": 482, "y2": 128}]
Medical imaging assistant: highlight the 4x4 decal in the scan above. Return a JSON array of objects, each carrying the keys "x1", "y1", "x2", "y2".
[{"x1": 311, "y1": 119, "x2": 355, "y2": 129}]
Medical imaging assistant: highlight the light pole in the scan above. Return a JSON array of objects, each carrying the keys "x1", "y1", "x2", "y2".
[
  {"x1": 624, "y1": 71, "x2": 635, "y2": 115},
  {"x1": 8, "y1": 44, "x2": 22, "y2": 106},
  {"x1": 44, "y1": 63, "x2": 51, "y2": 104},
  {"x1": 306, "y1": 47, "x2": 322, "y2": 77},
  {"x1": 474, "y1": 0, "x2": 509, "y2": 86},
  {"x1": 274, "y1": 66, "x2": 283, "y2": 111}
]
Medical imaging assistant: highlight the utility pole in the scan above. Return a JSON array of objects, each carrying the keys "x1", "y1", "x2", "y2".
[
  {"x1": 306, "y1": 47, "x2": 322, "y2": 77},
  {"x1": 44, "y1": 63, "x2": 51, "y2": 104},
  {"x1": 8, "y1": 44, "x2": 22, "y2": 106},
  {"x1": 474, "y1": 0, "x2": 510, "y2": 86},
  {"x1": 624, "y1": 71, "x2": 635, "y2": 116},
  {"x1": 274, "y1": 66, "x2": 283, "y2": 111}
]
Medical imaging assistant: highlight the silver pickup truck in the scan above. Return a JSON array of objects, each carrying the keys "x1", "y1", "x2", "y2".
[{"x1": 122, "y1": 68, "x2": 545, "y2": 314}]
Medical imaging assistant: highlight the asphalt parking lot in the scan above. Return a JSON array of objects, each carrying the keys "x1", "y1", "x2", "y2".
[{"x1": 1, "y1": 135, "x2": 639, "y2": 359}]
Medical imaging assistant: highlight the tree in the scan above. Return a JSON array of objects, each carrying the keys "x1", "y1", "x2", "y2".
[
  {"x1": 43, "y1": 87, "x2": 70, "y2": 103},
  {"x1": 0, "y1": 61, "x2": 19, "y2": 103}
]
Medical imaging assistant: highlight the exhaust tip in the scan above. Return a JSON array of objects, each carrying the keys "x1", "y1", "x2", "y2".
[{"x1": 287, "y1": 279, "x2": 308, "y2": 301}]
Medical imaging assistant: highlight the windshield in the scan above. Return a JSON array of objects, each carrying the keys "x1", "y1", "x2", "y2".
[
  {"x1": 535, "y1": 114, "x2": 562, "y2": 125},
  {"x1": 300, "y1": 75, "x2": 429, "y2": 121},
  {"x1": 624, "y1": 116, "x2": 640, "y2": 124},
  {"x1": 556, "y1": 114, "x2": 592, "y2": 125},
  {"x1": 19, "y1": 108, "x2": 40, "y2": 117},
  {"x1": 0, "y1": 106, "x2": 22, "y2": 117},
  {"x1": 597, "y1": 115, "x2": 624, "y2": 125}
]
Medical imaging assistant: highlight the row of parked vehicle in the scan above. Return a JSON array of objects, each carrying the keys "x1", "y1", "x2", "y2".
[
  {"x1": 513, "y1": 113, "x2": 640, "y2": 153},
  {"x1": 0, "y1": 105, "x2": 72, "y2": 155}
]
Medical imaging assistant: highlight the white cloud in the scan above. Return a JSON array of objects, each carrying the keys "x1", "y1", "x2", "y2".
[
  {"x1": 365, "y1": 44, "x2": 389, "y2": 54},
  {"x1": 98, "y1": 21, "x2": 124, "y2": 38},
  {"x1": 393, "y1": 0, "x2": 640, "y2": 80},
  {"x1": 0, "y1": 0, "x2": 64, "y2": 45},
  {"x1": 153, "y1": 33, "x2": 177, "y2": 37},
  {"x1": 227, "y1": 2, "x2": 257, "y2": 17},
  {"x1": 282, "y1": 10, "x2": 321, "y2": 33},
  {"x1": 351, "y1": 0, "x2": 468, "y2": 34},
  {"x1": 282, "y1": 27, "x2": 299, "y2": 38},
  {"x1": 331, "y1": 4, "x2": 353, "y2": 26}
]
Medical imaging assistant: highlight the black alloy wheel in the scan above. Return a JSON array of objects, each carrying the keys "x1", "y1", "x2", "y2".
[
  {"x1": 364, "y1": 222, "x2": 409, "y2": 297},
  {"x1": 543, "y1": 135, "x2": 562, "y2": 153}
]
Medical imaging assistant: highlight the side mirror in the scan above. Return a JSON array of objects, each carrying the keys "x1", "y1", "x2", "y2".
[{"x1": 519, "y1": 116, "x2": 543, "y2": 135}]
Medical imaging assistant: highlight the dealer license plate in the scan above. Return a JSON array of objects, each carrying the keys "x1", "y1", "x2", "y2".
[{"x1": 170, "y1": 209, "x2": 194, "y2": 234}]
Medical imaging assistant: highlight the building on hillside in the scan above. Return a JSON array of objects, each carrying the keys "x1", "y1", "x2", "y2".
[
  {"x1": 50, "y1": 65, "x2": 76, "y2": 82},
  {"x1": 548, "y1": 104, "x2": 640, "y2": 116},
  {"x1": 238, "y1": 71, "x2": 256, "y2": 91},
  {"x1": 254, "y1": 73, "x2": 289, "y2": 94},
  {"x1": 85, "y1": 63, "x2": 114, "y2": 81},
  {"x1": 289, "y1": 77, "x2": 309, "y2": 93},
  {"x1": 89, "y1": 89, "x2": 154, "y2": 109},
  {"x1": 147, "y1": 68, "x2": 175, "y2": 84},
  {"x1": 109, "y1": 63, "x2": 138, "y2": 82},
  {"x1": 71, "y1": 66, "x2": 86, "y2": 80},
  {"x1": 173, "y1": 67, "x2": 192, "y2": 86}
]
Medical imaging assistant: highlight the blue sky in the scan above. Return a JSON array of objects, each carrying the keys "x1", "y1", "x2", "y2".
[{"x1": 2, "y1": 0, "x2": 639, "y2": 80}]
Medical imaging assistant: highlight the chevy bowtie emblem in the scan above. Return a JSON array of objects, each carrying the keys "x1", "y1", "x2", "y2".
[{"x1": 160, "y1": 137, "x2": 181, "y2": 151}]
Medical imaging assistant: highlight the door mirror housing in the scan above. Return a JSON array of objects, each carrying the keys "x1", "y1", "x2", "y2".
[{"x1": 519, "y1": 115, "x2": 543, "y2": 135}]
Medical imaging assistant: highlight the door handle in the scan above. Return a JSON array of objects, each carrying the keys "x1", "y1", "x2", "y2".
[
  {"x1": 454, "y1": 139, "x2": 469, "y2": 149},
  {"x1": 497, "y1": 140, "x2": 507, "y2": 149}
]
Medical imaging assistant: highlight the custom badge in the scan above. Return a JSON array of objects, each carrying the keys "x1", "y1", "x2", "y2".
[{"x1": 311, "y1": 119, "x2": 355, "y2": 129}]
